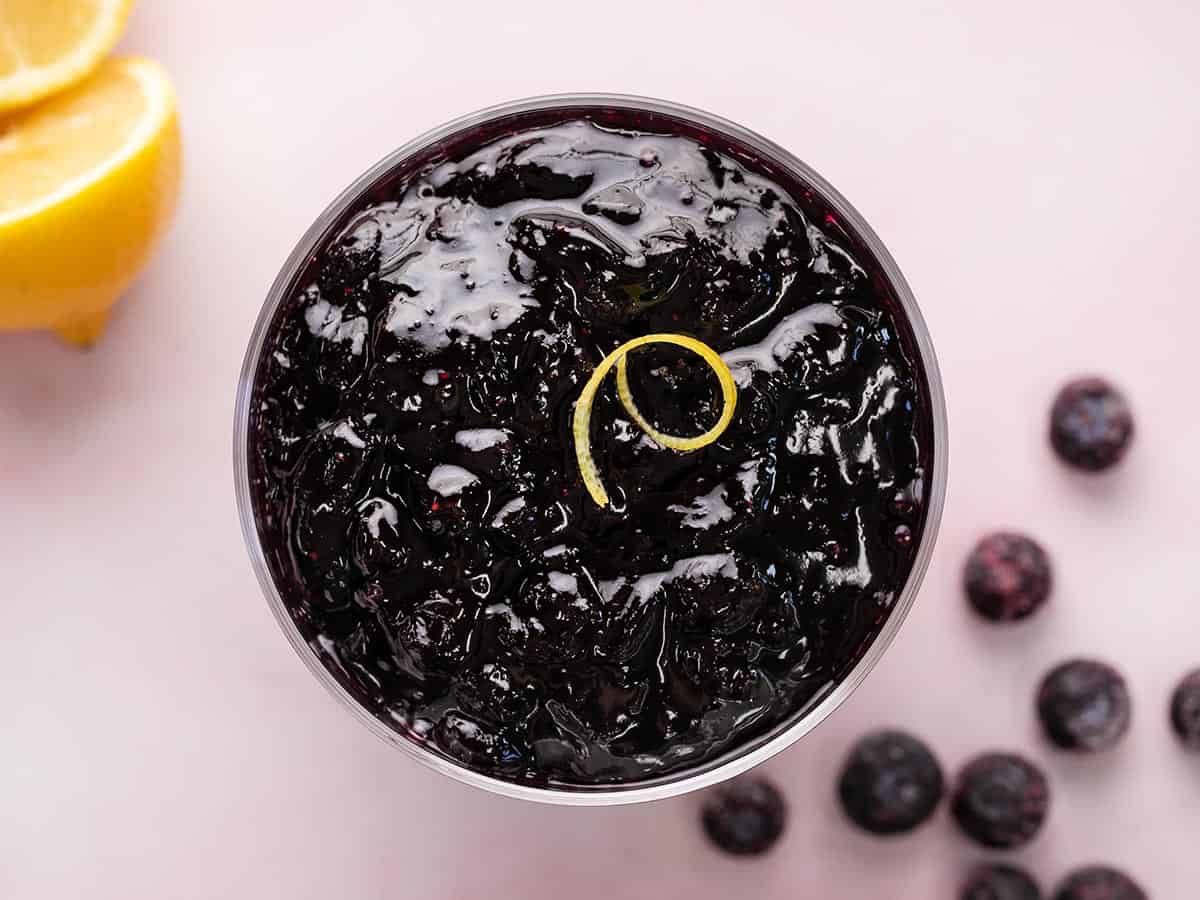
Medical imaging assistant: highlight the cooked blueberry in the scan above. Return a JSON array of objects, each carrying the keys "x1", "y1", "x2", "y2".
[
  {"x1": 351, "y1": 497, "x2": 412, "y2": 573},
  {"x1": 950, "y1": 753, "x2": 1049, "y2": 849},
  {"x1": 1053, "y1": 866, "x2": 1146, "y2": 900},
  {"x1": 961, "y1": 863, "x2": 1042, "y2": 900},
  {"x1": 677, "y1": 634, "x2": 759, "y2": 701},
  {"x1": 572, "y1": 672, "x2": 652, "y2": 740},
  {"x1": 837, "y1": 730, "x2": 944, "y2": 835},
  {"x1": 701, "y1": 777, "x2": 787, "y2": 856},
  {"x1": 669, "y1": 555, "x2": 767, "y2": 635},
  {"x1": 964, "y1": 532, "x2": 1052, "y2": 622},
  {"x1": 1036, "y1": 659, "x2": 1131, "y2": 752},
  {"x1": 434, "y1": 711, "x2": 523, "y2": 771},
  {"x1": 595, "y1": 582, "x2": 661, "y2": 663},
  {"x1": 390, "y1": 586, "x2": 477, "y2": 675},
  {"x1": 456, "y1": 662, "x2": 539, "y2": 724},
  {"x1": 1169, "y1": 669, "x2": 1200, "y2": 751},
  {"x1": 1049, "y1": 377, "x2": 1134, "y2": 472},
  {"x1": 495, "y1": 570, "x2": 600, "y2": 665},
  {"x1": 292, "y1": 419, "x2": 370, "y2": 499}
]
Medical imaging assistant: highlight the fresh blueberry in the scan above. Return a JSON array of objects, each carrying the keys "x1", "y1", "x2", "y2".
[
  {"x1": 1169, "y1": 669, "x2": 1200, "y2": 751},
  {"x1": 701, "y1": 777, "x2": 787, "y2": 856},
  {"x1": 837, "y1": 730, "x2": 944, "y2": 835},
  {"x1": 951, "y1": 753, "x2": 1050, "y2": 849},
  {"x1": 961, "y1": 863, "x2": 1042, "y2": 900},
  {"x1": 1036, "y1": 659, "x2": 1131, "y2": 752},
  {"x1": 964, "y1": 532, "x2": 1052, "y2": 622},
  {"x1": 1053, "y1": 866, "x2": 1146, "y2": 900},
  {"x1": 1049, "y1": 377, "x2": 1134, "y2": 472}
]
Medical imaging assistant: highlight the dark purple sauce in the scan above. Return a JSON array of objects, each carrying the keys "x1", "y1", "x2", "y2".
[{"x1": 247, "y1": 106, "x2": 935, "y2": 786}]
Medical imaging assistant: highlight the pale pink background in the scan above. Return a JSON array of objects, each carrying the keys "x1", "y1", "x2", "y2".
[{"x1": 2, "y1": 1, "x2": 1199, "y2": 897}]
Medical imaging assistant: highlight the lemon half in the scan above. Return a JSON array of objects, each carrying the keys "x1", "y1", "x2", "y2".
[
  {"x1": 0, "y1": 56, "x2": 181, "y2": 344},
  {"x1": 0, "y1": 0, "x2": 134, "y2": 112}
]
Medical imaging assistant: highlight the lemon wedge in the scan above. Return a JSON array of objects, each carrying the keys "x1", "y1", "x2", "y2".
[
  {"x1": 0, "y1": 56, "x2": 181, "y2": 344},
  {"x1": 0, "y1": 0, "x2": 134, "y2": 112},
  {"x1": 573, "y1": 333, "x2": 739, "y2": 508}
]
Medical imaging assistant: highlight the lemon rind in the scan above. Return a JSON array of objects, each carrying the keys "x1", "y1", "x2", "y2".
[{"x1": 572, "y1": 333, "x2": 739, "y2": 508}]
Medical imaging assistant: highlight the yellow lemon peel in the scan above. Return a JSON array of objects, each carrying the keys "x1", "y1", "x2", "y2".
[{"x1": 572, "y1": 333, "x2": 738, "y2": 507}]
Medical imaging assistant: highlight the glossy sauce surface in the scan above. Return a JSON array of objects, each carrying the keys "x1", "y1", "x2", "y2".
[{"x1": 248, "y1": 110, "x2": 933, "y2": 786}]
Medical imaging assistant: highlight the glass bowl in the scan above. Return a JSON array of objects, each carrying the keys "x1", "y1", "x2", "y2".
[{"x1": 233, "y1": 93, "x2": 948, "y2": 806}]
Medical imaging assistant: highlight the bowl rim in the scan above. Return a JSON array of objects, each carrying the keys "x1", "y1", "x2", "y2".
[{"x1": 233, "y1": 91, "x2": 949, "y2": 806}]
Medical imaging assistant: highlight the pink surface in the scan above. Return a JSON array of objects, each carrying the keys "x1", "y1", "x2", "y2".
[{"x1": 2, "y1": 1, "x2": 1198, "y2": 896}]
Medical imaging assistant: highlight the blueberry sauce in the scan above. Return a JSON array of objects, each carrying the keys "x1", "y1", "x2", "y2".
[{"x1": 247, "y1": 106, "x2": 936, "y2": 786}]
